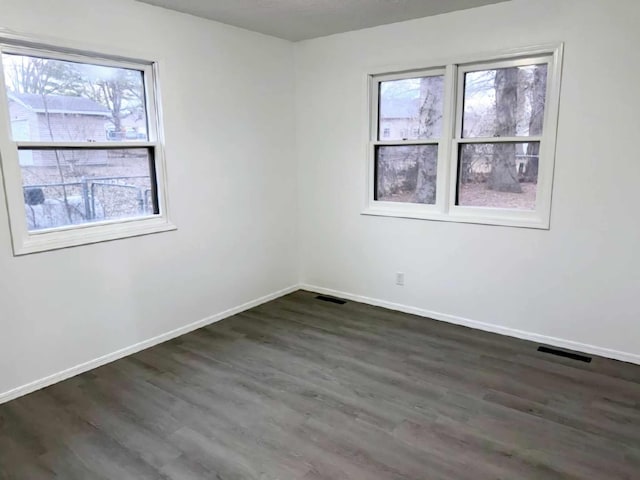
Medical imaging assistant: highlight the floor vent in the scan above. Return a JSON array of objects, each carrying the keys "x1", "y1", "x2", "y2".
[
  {"x1": 537, "y1": 346, "x2": 592, "y2": 363},
  {"x1": 316, "y1": 295, "x2": 347, "y2": 305}
]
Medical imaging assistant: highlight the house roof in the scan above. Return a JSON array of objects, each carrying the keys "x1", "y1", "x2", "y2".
[{"x1": 8, "y1": 92, "x2": 110, "y2": 116}]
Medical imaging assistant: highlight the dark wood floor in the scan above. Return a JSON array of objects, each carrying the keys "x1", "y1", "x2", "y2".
[{"x1": 1, "y1": 290, "x2": 639, "y2": 479}]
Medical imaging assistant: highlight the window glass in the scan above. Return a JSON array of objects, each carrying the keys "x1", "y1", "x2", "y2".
[
  {"x1": 457, "y1": 142, "x2": 538, "y2": 210},
  {"x1": 20, "y1": 148, "x2": 155, "y2": 230},
  {"x1": 379, "y1": 75, "x2": 444, "y2": 141},
  {"x1": 375, "y1": 145, "x2": 438, "y2": 204},
  {"x1": 2, "y1": 53, "x2": 148, "y2": 143},
  {"x1": 462, "y1": 64, "x2": 547, "y2": 138}
]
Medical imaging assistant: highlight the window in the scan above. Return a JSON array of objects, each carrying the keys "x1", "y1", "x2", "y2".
[
  {"x1": 365, "y1": 44, "x2": 563, "y2": 229},
  {"x1": 375, "y1": 71, "x2": 444, "y2": 204},
  {"x1": 0, "y1": 36, "x2": 174, "y2": 254}
]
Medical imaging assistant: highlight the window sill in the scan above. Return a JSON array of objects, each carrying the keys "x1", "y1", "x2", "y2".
[
  {"x1": 361, "y1": 206, "x2": 550, "y2": 230},
  {"x1": 13, "y1": 216, "x2": 177, "y2": 255}
]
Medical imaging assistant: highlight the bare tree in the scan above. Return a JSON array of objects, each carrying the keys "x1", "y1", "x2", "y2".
[
  {"x1": 413, "y1": 75, "x2": 443, "y2": 204},
  {"x1": 524, "y1": 65, "x2": 547, "y2": 182},
  {"x1": 4, "y1": 56, "x2": 78, "y2": 95},
  {"x1": 488, "y1": 68, "x2": 522, "y2": 193},
  {"x1": 376, "y1": 147, "x2": 398, "y2": 198},
  {"x1": 81, "y1": 69, "x2": 144, "y2": 135}
]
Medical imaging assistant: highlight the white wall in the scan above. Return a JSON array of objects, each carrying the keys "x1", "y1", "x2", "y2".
[
  {"x1": 2, "y1": 0, "x2": 639, "y2": 402},
  {"x1": 0, "y1": 0, "x2": 298, "y2": 398},
  {"x1": 295, "y1": 0, "x2": 640, "y2": 361}
]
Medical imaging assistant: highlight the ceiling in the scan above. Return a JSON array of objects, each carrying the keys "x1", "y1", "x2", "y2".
[{"x1": 135, "y1": 0, "x2": 509, "y2": 42}]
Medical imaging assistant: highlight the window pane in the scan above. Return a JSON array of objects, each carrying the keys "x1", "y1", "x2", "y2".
[
  {"x1": 375, "y1": 145, "x2": 438, "y2": 204},
  {"x1": 20, "y1": 148, "x2": 157, "y2": 231},
  {"x1": 462, "y1": 64, "x2": 547, "y2": 138},
  {"x1": 2, "y1": 53, "x2": 148, "y2": 142},
  {"x1": 457, "y1": 142, "x2": 538, "y2": 210},
  {"x1": 379, "y1": 75, "x2": 444, "y2": 140}
]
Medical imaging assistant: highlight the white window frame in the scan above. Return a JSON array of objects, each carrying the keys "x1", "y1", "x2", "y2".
[
  {"x1": 0, "y1": 33, "x2": 175, "y2": 255},
  {"x1": 363, "y1": 43, "x2": 563, "y2": 229},
  {"x1": 370, "y1": 67, "x2": 447, "y2": 217}
]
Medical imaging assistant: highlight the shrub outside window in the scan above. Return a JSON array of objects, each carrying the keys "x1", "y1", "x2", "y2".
[{"x1": 365, "y1": 44, "x2": 563, "y2": 229}]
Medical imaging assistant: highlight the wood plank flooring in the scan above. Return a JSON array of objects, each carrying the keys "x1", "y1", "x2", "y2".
[{"x1": 1, "y1": 290, "x2": 639, "y2": 479}]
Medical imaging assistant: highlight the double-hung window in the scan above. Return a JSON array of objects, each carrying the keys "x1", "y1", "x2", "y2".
[
  {"x1": 366, "y1": 44, "x2": 563, "y2": 229},
  {"x1": 0, "y1": 36, "x2": 173, "y2": 255}
]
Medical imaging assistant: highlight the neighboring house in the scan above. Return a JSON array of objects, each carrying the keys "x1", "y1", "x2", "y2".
[
  {"x1": 7, "y1": 92, "x2": 111, "y2": 166},
  {"x1": 380, "y1": 96, "x2": 421, "y2": 141}
]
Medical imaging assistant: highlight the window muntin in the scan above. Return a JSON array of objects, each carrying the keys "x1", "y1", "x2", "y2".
[
  {"x1": 367, "y1": 47, "x2": 561, "y2": 229},
  {"x1": 0, "y1": 39, "x2": 172, "y2": 254}
]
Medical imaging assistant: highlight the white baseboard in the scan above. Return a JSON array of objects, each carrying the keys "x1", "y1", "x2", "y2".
[
  {"x1": 3, "y1": 282, "x2": 638, "y2": 405},
  {"x1": 0, "y1": 285, "x2": 299, "y2": 405},
  {"x1": 301, "y1": 284, "x2": 640, "y2": 366}
]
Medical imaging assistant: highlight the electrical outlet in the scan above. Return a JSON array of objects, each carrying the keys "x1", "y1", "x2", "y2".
[{"x1": 395, "y1": 272, "x2": 405, "y2": 286}]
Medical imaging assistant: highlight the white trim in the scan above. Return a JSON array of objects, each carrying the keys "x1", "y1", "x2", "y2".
[
  {"x1": 373, "y1": 140, "x2": 440, "y2": 146},
  {"x1": 362, "y1": 206, "x2": 548, "y2": 229},
  {"x1": 455, "y1": 136, "x2": 543, "y2": 144},
  {"x1": 300, "y1": 284, "x2": 640, "y2": 366},
  {"x1": 0, "y1": 285, "x2": 299, "y2": 405},
  {"x1": 14, "y1": 216, "x2": 177, "y2": 255},
  {"x1": 3, "y1": 282, "x2": 637, "y2": 405},
  {"x1": 437, "y1": 64, "x2": 457, "y2": 214},
  {"x1": 374, "y1": 67, "x2": 445, "y2": 83},
  {"x1": 363, "y1": 42, "x2": 563, "y2": 77},
  {"x1": 457, "y1": 55, "x2": 550, "y2": 78},
  {"x1": 0, "y1": 30, "x2": 155, "y2": 68}
]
